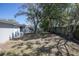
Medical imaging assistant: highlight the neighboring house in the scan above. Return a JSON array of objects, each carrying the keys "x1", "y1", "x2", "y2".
[
  {"x1": 20, "y1": 24, "x2": 33, "y2": 33},
  {"x1": 0, "y1": 19, "x2": 24, "y2": 43}
]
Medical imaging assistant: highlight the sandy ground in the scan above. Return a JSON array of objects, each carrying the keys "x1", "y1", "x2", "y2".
[{"x1": 0, "y1": 34, "x2": 79, "y2": 56}]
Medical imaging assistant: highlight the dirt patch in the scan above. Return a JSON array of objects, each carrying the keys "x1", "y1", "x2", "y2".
[{"x1": 0, "y1": 34, "x2": 79, "y2": 56}]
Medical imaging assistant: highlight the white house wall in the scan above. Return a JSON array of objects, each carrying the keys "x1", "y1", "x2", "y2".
[{"x1": 0, "y1": 23, "x2": 20, "y2": 43}]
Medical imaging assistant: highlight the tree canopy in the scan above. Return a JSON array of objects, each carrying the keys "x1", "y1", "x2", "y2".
[{"x1": 15, "y1": 3, "x2": 79, "y2": 40}]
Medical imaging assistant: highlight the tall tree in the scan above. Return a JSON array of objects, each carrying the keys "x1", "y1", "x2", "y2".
[
  {"x1": 15, "y1": 4, "x2": 42, "y2": 34},
  {"x1": 66, "y1": 4, "x2": 79, "y2": 40},
  {"x1": 39, "y1": 3, "x2": 70, "y2": 33}
]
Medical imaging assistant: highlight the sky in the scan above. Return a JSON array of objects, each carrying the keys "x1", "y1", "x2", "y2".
[{"x1": 0, "y1": 3, "x2": 29, "y2": 24}]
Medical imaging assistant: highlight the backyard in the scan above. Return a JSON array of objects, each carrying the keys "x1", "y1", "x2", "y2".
[{"x1": 0, "y1": 3, "x2": 79, "y2": 56}]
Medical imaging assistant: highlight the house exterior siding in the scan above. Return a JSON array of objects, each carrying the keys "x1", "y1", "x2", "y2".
[{"x1": 0, "y1": 23, "x2": 20, "y2": 43}]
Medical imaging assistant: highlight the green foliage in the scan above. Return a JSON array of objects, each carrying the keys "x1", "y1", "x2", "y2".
[
  {"x1": 15, "y1": 3, "x2": 79, "y2": 40},
  {"x1": 39, "y1": 4, "x2": 70, "y2": 32},
  {"x1": 40, "y1": 19, "x2": 49, "y2": 31}
]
